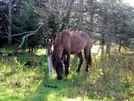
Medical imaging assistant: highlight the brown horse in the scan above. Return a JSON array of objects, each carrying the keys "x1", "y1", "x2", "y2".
[{"x1": 52, "y1": 30, "x2": 92, "y2": 80}]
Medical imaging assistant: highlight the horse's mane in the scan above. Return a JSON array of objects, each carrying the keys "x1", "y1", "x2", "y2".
[
  {"x1": 52, "y1": 31, "x2": 64, "y2": 67},
  {"x1": 53, "y1": 34, "x2": 60, "y2": 57},
  {"x1": 53, "y1": 30, "x2": 69, "y2": 55},
  {"x1": 52, "y1": 30, "x2": 70, "y2": 68}
]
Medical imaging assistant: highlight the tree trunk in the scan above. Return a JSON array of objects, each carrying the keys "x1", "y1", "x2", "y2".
[
  {"x1": 89, "y1": 0, "x2": 94, "y2": 36},
  {"x1": 77, "y1": 0, "x2": 83, "y2": 30},
  {"x1": 106, "y1": 35, "x2": 112, "y2": 54},
  {"x1": 101, "y1": 33, "x2": 105, "y2": 55},
  {"x1": 8, "y1": 0, "x2": 12, "y2": 45},
  {"x1": 60, "y1": 0, "x2": 74, "y2": 31},
  {"x1": 119, "y1": 40, "x2": 122, "y2": 52}
]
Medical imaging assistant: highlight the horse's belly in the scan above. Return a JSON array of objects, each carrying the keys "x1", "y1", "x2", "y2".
[
  {"x1": 71, "y1": 51, "x2": 81, "y2": 54},
  {"x1": 71, "y1": 42, "x2": 86, "y2": 54},
  {"x1": 71, "y1": 46, "x2": 84, "y2": 54}
]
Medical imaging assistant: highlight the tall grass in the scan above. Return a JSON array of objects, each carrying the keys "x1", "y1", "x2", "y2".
[{"x1": 0, "y1": 47, "x2": 134, "y2": 101}]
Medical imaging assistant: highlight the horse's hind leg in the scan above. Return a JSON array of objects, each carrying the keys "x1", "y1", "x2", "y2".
[
  {"x1": 76, "y1": 52, "x2": 83, "y2": 72},
  {"x1": 84, "y1": 47, "x2": 91, "y2": 72}
]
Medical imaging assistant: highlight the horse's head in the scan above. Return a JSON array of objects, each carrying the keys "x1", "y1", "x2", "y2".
[
  {"x1": 46, "y1": 38, "x2": 54, "y2": 55},
  {"x1": 52, "y1": 37, "x2": 63, "y2": 80},
  {"x1": 52, "y1": 54, "x2": 63, "y2": 80}
]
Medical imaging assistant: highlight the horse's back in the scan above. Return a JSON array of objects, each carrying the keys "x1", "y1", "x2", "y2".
[
  {"x1": 61, "y1": 30, "x2": 91, "y2": 54},
  {"x1": 70, "y1": 31, "x2": 90, "y2": 42}
]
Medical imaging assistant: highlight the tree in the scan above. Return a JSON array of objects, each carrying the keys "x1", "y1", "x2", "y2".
[
  {"x1": 1, "y1": 0, "x2": 134, "y2": 55},
  {"x1": 92, "y1": 0, "x2": 134, "y2": 54},
  {"x1": 8, "y1": 0, "x2": 20, "y2": 45},
  {"x1": 0, "y1": 1, "x2": 8, "y2": 47},
  {"x1": 0, "y1": 0, "x2": 20, "y2": 45},
  {"x1": 12, "y1": 0, "x2": 43, "y2": 53}
]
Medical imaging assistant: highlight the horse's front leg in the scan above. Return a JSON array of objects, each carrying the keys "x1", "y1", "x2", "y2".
[
  {"x1": 76, "y1": 52, "x2": 83, "y2": 72},
  {"x1": 47, "y1": 56, "x2": 51, "y2": 76},
  {"x1": 64, "y1": 53, "x2": 70, "y2": 76}
]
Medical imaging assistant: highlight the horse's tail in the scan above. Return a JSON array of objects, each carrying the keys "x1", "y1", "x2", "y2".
[{"x1": 88, "y1": 49, "x2": 92, "y2": 66}]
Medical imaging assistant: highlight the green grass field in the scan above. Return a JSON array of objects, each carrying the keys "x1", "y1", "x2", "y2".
[{"x1": 0, "y1": 46, "x2": 134, "y2": 101}]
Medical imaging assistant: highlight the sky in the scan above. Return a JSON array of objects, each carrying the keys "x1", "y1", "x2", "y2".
[{"x1": 123, "y1": 0, "x2": 134, "y2": 6}]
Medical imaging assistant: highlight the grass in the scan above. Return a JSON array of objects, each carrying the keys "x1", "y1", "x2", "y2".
[{"x1": 0, "y1": 46, "x2": 134, "y2": 101}]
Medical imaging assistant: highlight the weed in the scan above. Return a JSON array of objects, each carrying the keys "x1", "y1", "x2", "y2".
[{"x1": 0, "y1": 48, "x2": 134, "y2": 101}]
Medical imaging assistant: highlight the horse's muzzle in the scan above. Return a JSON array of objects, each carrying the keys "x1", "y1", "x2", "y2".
[{"x1": 57, "y1": 76, "x2": 62, "y2": 80}]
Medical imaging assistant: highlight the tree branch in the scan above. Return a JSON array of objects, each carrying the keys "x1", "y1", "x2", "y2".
[
  {"x1": 0, "y1": 31, "x2": 36, "y2": 38},
  {"x1": 11, "y1": 0, "x2": 20, "y2": 9},
  {"x1": 0, "y1": 10, "x2": 9, "y2": 21},
  {"x1": 11, "y1": 23, "x2": 44, "y2": 55}
]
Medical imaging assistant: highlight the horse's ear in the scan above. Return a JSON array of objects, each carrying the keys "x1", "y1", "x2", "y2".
[
  {"x1": 52, "y1": 39, "x2": 55, "y2": 44},
  {"x1": 46, "y1": 38, "x2": 49, "y2": 42},
  {"x1": 51, "y1": 39, "x2": 53, "y2": 42}
]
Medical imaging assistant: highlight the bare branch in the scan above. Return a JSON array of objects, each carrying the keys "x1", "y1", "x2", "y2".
[
  {"x1": 11, "y1": 0, "x2": 20, "y2": 9},
  {"x1": 12, "y1": 23, "x2": 45, "y2": 55},
  {"x1": 0, "y1": 10, "x2": 8, "y2": 21},
  {"x1": 0, "y1": 31, "x2": 36, "y2": 38},
  {"x1": 13, "y1": 0, "x2": 19, "y2": 6},
  {"x1": 12, "y1": 31, "x2": 35, "y2": 37}
]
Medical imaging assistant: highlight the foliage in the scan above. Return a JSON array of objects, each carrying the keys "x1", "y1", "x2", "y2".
[
  {"x1": 0, "y1": 0, "x2": 134, "y2": 52},
  {"x1": 0, "y1": 46, "x2": 133, "y2": 101},
  {"x1": 13, "y1": 1, "x2": 43, "y2": 52}
]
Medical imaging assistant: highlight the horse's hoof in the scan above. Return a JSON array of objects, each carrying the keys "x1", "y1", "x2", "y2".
[
  {"x1": 86, "y1": 68, "x2": 88, "y2": 72},
  {"x1": 57, "y1": 77, "x2": 62, "y2": 80},
  {"x1": 76, "y1": 69, "x2": 80, "y2": 72}
]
